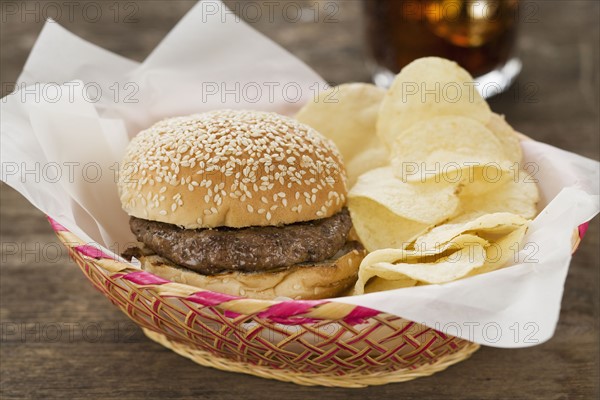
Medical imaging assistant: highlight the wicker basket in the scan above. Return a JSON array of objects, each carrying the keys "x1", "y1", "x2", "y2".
[{"x1": 49, "y1": 217, "x2": 588, "y2": 387}]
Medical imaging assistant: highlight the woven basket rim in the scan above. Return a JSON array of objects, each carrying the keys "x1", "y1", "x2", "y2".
[{"x1": 49, "y1": 216, "x2": 588, "y2": 323}]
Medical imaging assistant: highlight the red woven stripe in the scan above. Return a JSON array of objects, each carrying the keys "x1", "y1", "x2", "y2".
[
  {"x1": 74, "y1": 245, "x2": 113, "y2": 260},
  {"x1": 342, "y1": 306, "x2": 380, "y2": 324},
  {"x1": 223, "y1": 310, "x2": 241, "y2": 318},
  {"x1": 244, "y1": 325, "x2": 264, "y2": 341},
  {"x1": 406, "y1": 336, "x2": 437, "y2": 359},
  {"x1": 47, "y1": 217, "x2": 67, "y2": 232},
  {"x1": 306, "y1": 324, "x2": 345, "y2": 343},
  {"x1": 379, "y1": 321, "x2": 415, "y2": 344},
  {"x1": 266, "y1": 316, "x2": 320, "y2": 325},
  {"x1": 345, "y1": 322, "x2": 383, "y2": 345},
  {"x1": 403, "y1": 334, "x2": 421, "y2": 348},
  {"x1": 186, "y1": 291, "x2": 239, "y2": 306},
  {"x1": 123, "y1": 271, "x2": 170, "y2": 285},
  {"x1": 579, "y1": 222, "x2": 589, "y2": 239},
  {"x1": 362, "y1": 355, "x2": 386, "y2": 367},
  {"x1": 413, "y1": 327, "x2": 432, "y2": 339},
  {"x1": 291, "y1": 351, "x2": 312, "y2": 363},
  {"x1": 257, "y1": 300, "x2": 325, "y2": 319}
]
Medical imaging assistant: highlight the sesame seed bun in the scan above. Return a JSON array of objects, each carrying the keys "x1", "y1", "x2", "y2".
[
  {"x1": 118, "y1": 110, "x2": 348, "y2": 228},
  {"x1": 131, "y1": 242, "x2": 365, "y2": 300}
]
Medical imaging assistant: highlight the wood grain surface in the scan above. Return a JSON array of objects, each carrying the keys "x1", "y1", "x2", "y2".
[{"x1": 1, "y1": 1, "x2": 599, "y2": 399}]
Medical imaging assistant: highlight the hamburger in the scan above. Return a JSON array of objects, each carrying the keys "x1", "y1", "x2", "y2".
[{"x1": 118, "y1": 110, "x2": 365, "y2": 300}]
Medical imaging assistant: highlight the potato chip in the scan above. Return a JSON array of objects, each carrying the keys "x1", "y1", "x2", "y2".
[
  {"x1": 377, "y1": 57, "x2": 492, "y2": 147},
  {"x1": 390, "y1": 116, "x2": 511, "y2": 184},
  {"x1": 469, "y1": 224, "x2": 528, "y2": 277},
  {"x1": 452, "y1": 114, "x2": 525, "y2": 196},
  {"x1": 413, "y1": 212, "x2": 528, "y2": 249},
  {"x1": 486, "y1": 113, "x2": 523, "y2": 164},
  {"x1": 349, "y1": 167, "x2": 460, "y2": 225},
  {"x1": 360, "y1": 233, "x2": 487, "y2": 268},
  {"x1": 363, "y1": 276, "x2": 417, "y2": 293},
  {"x1": 371, "y1": 239, "x2": 487, "y2": 284},
  {"x1": 354, "y1": 236, "x2": 488, "y2": 293},
  {"x1": 456, "y1": 165, "x2": 513, "y2": 197},
  {"x1": 345, "y1": 142, "x2": 389, "y2": 188},
  {"x1": 435, "y1": 114, "x2": 523, "y2": 197},
  {"x1": 348, "y1": 197, "x2": 432, "y2": 252},
  {"x1": 356, "y1": 225, "x2": 527, "y2": 293},
  {"x1": 460, "y1": 169, "x2": 539, "y2": 219},
  {"x1": 295, "y1": 83, "x2": 386, "y2": 161}
]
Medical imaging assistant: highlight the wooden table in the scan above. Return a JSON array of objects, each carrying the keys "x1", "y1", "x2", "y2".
[{"x1": 1, "y1": 1, "x2": 598, "y2": 399}]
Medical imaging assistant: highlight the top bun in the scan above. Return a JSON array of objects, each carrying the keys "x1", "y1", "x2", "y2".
[{"x1": 118, "y1": 110, "x2": 348, "y2": 228}]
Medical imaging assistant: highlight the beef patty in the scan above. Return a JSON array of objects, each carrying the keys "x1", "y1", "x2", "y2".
[{"x1": 129, "y1": 209, "x2": 352, "y2": 275}]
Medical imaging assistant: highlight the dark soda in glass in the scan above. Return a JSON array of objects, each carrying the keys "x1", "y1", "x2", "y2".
[{"x1": 363, "y1": 0, "x2": 520, "y2": 90}]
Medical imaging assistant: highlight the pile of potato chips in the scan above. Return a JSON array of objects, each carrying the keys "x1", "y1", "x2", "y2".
[{"x1": 296, "y1": 57, "x2": 539, "y2": 294}]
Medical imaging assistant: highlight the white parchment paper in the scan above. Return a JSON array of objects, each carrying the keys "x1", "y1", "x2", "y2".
[{"x1": 1, "y1": 1, "x2": 598, "y2": 348}]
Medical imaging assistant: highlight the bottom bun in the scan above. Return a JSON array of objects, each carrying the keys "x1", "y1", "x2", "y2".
[{"x1": 126, "y1": 242, "x2": 365, "y2": 300}]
